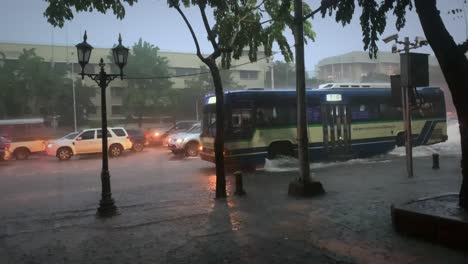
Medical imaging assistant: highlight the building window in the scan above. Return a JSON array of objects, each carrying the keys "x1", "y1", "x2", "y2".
[
  {"x1": 111, "y1": 105, "x2": 123, "y2": 115},
  {"x1": 239, "y1": 70, "x2": 258, "y2": 80},
  {"x1": 174, "y1": 67, "x2": 199, "y2": 76},
  {"x1": 84, "y1": 64, "x2": 95, "y2": 74},
  {"x1": 111, "y1": 86, "x2": 124, "y2": 97}
]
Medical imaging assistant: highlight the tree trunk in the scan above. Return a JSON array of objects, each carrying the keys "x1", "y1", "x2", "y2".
[
  {"x1": 295, "y1": 0, "x2": 311, "y2": 183},
  {"x1": 415, "y1": 0, "x2": 468, "y2": 208},
  {"x1": 206, "y1": 60, "x2": 227, "y2": 198}
]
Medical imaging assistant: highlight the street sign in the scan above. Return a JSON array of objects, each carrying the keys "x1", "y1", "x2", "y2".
[
  {"x1": 391, "y1": 75, "x2": 402, "y2": 106},
  {"x1": 400, "y1": 53, "x2": 429, "y2": 88}
]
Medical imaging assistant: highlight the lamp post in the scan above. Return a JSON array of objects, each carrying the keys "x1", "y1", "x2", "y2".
[{"x1": 76, "y1": 31, "x2": 129, "y2": 217}]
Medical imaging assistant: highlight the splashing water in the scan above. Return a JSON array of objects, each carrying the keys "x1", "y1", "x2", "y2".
[
  {"x1": 264, "y1": 156, "x2": 392, "y2": 172},
  {"x1": 389, "y1": 120, "x2": 461, "y2": 157},
  {"x1": 264, "y1": 120, "x2": 461, "y2": 172}
]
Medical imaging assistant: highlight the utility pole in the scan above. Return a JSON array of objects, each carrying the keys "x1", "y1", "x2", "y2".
[
  {"x1": 271, "y1": 60, "x2": 275, "y2": 90},
  {"x1": 384, "y1": 34, "x2": 429, "y2": 178},
  {"x1": 288, "y1": 0, "x2": 325, "y2": 197},
  {"x1": 71, "y1": 59, "x2": 77, "y2": 132},
  {"x1": 294, "y1": 0, "x2": 310, "y2": 185}
]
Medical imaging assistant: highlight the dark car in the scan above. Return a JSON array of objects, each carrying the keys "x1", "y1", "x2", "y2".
[
  {"x1": 126, "y1": 129, "x2": 147, "y2": 152},
  {"x1": 0, "y1": 136, "x2": 12, "y2": 161},
  {"x1": 146, "y1": 120, "x2": 199, "y2": 146},
  {"x1": 161, "y1": 120, "x2": 199, "y2": 146}
]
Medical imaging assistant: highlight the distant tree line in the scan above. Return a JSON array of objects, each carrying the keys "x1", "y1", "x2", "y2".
[{"x1": 0, "y1": 48, "x2": 95, "y2": 126}]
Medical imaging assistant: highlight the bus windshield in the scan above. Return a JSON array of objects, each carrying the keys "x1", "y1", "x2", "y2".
[{"x1": 202, "y1": 109, "x2": 216, "y2": 137}]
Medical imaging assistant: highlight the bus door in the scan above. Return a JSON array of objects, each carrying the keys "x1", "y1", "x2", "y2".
[{"x1": 321, "y1": 103, "x2": 352, "y2": 158}]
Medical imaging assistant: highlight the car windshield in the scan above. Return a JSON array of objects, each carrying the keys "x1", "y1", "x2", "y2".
[
  {"x1": 186, "y1": 124, "x2": 201, "y2": 134},
  {"x1": 61, "y1": 132, "x2": 79, "y2": 140}
]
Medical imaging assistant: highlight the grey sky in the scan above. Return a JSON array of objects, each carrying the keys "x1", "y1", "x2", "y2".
[{"x1": 0, "y1": 0, "x2": 466, "y2": 72}]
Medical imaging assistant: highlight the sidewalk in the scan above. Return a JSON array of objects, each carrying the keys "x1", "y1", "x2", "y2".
[{"x1": 1, "y1": 155, "x2": 468, "y2": 264}]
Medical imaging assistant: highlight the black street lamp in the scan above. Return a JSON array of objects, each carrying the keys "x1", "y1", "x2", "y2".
[{"x1": 76, "y1": 31, "x2": 129, "y2": 217}]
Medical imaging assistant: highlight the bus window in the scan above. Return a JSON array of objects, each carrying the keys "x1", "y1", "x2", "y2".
[
  {"x1": 274, "y1": 106, "x2": 296, "y2": 126},
  {"x1": 202, "y1": 110, "x2": 217, "y2": 136},
  {"x1": 231, "y1": 109, "x2": 253, "y2": 138},
  {"x1": 379, "y1": 103, "x2": 400, "y2": 120},
  {"x1": 351, "y1": 104, "x2": 379, "y2": 121},
  {"x1": 255, "y1": 107, "x2": 274, "y2": 127},
  {"x1": 307, "y1": 106, "x2": 321, "y2": 123}
]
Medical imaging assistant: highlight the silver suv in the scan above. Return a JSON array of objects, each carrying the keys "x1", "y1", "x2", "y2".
[{"x1": 167, "y1": 124, "x2": 201, "y2": 157}]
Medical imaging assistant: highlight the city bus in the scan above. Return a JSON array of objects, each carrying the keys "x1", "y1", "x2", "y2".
[{"x1": 199, "y1": 84, "x2": 447, "y2": 168}]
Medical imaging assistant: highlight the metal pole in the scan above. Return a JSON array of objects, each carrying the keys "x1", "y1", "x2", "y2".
[
  {"x1": 294, "y1": 0, "x2": 311, "y2": 184},
  {"x1": 71, "y1": 62, "x2": 77, "y2": 132},
  {"x1": 271, "y1": 61, "x2": 275, "y2": 90},
  {"x1": 403, "y1": 37, "x2": 414, "y2": 178},
  {"x1": 96, "y1": 59, "x2": 117, "y2": 216},
  {"x1": 403, "y1": 84, "x2": 413, "y2": 177},
  {"x1": 195, "y1": 99, "x2": 199, "y2": 121}
]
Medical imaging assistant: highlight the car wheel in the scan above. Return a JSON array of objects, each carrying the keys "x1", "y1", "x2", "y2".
[
  {"x1": 57, "y1": 147, "x2": 72, "y2": 161},
  {"x1": 109, "y1": 144, "x2": 123, "y2": 157},
  {"x1": 132, "y1": 142, "x2": 144, "y2": 152},
  {"x1": 14, "y1": 148, "x2": 30, "y2": 160},
  {"x1": 185, "y1": 142, "x2": 199, "y2": 157}
]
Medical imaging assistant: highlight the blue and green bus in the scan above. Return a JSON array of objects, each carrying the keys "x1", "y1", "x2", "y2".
[{"x1": 200, "y1": 84, "x2": 447, "y2": 167}]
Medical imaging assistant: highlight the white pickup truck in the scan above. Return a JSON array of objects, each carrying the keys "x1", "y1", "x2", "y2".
[{"x1": 7, "y1": 139, "x2": 45, "y2": 160}]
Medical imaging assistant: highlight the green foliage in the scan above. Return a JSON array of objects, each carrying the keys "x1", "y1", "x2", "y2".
[
  {"x1": 321, "y1": 0, "x2": 413, "y2": 58},
  {"x1": 185, "y1": 65, "x2": 244, "y2": 93},
  {"x1": 43, "y1": 0, "x2": 137, "y2": 28},
  {"x1": 110, "y1": 38, "x2": 173, "y2": 119},
  {"x1": 265, "y1": 61, "x2": 296, "y2": 88},
  {"x1": 169, "y1": 0, "x2": 315, "y2": 67},
  {"x1": 0, "y1": 48, "x2": 95, "y2": 125},
  {"x1": 265, "y1": 61, "x2": 326, "y2": 88},
  {"x1": 44, "y1": 1, "x2": 315, "y2": 67}
]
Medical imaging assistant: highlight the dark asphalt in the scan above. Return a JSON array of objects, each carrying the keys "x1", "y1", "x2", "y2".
[{"x1": 0, "y1": 147, "x2": 467, "y2": 263}]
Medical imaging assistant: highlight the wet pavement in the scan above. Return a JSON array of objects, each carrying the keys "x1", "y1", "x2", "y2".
[{"x1": 0, "y1": 147, "x2": 467, "y2": 263}]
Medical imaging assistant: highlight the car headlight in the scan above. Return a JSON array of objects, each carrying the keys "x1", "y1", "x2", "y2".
[
  {"x1": 47, "y1": 143, "x2": 53, "y2": 148},
  {"x1": 176, "y1": 138, "x2": 184, "y2": 143}
]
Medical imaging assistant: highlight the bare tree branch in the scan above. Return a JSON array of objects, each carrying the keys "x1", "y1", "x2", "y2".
[
  {"x1": 198, "y1": 1, "x2": 220, "y2": 58},
  {"x1": 170, "y1": 1, "x2": 206, "y2": 62},
  {"x1": 303, "y1": 0, "x2": 340, "y2": 21}
]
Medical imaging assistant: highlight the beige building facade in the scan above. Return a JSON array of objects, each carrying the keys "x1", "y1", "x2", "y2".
[
  {"x1": 0, "y1": 42, "x2": 269, "y2": 119},
  {"x1": 315, "y1": 51, "x2": 439, "y2": 83}
]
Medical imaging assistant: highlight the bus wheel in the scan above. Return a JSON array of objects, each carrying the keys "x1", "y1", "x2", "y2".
[
  {"x1": 14, "y1": 148, "x2": 30, "y2": 160},
  {"x1": 268, "y1": 142, "x2": 293, "y2": 159},
  {"x1": 396, "y1": 132, "x2": 405, "y2": 146}
]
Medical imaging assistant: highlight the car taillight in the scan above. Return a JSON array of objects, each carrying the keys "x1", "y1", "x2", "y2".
[
  {"x1": 3, "y1": 144, "x2": 10, "y2": 151},
  {"x1": 127, "y1": 136, "x2": 131, "y2": 140}
]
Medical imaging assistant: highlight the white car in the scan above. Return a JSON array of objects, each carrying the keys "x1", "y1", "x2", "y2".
[
  {"x1": 46, "y1": 127, "x2": 133, "y2": 160},
  {"x1": 167, "y1": 124, "x2": 201, "y2": 157}
]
